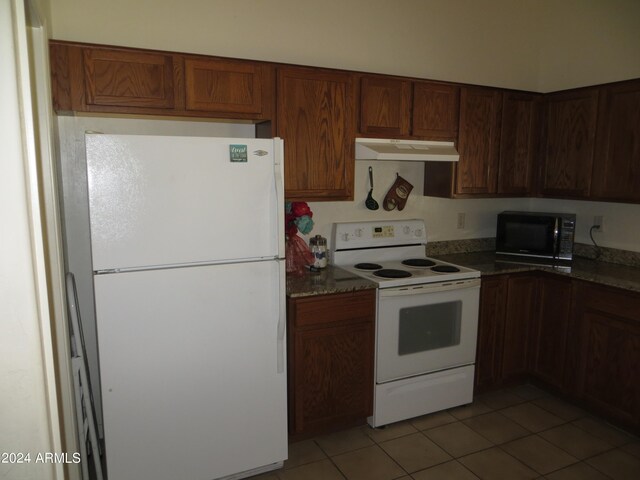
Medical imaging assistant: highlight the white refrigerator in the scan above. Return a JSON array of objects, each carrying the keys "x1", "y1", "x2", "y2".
[{"x1": 85, "y1": 134, "x2": 287, "y2": 480}]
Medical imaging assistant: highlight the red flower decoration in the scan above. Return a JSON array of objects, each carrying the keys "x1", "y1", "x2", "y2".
[{"x1": 291, "y1": 202, "x2": 312, "y2": 218}]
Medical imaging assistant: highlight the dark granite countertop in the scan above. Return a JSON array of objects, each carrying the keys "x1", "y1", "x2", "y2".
[
  {"x1": 431, "y1": 251, "x2": 640, "y2": 294},
  {"x1": 287, "y1": 252, "x2": 640, "y2": 297},
  {"x1": 286, "y1": 265, "x2": 377, "y2": 298}
]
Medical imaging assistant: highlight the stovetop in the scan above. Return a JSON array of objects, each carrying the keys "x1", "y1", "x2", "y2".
[
  {"x1": 332, "y1": 220, "x2": 480, "y2": 288},
  {"x1": 338, "y1": 257, "x2": 480, "y2": 288}
]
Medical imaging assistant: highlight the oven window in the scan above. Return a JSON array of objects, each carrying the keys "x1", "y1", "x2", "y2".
[{"x1": 398, "y1": 301, "x2": 462, "y2": 355}]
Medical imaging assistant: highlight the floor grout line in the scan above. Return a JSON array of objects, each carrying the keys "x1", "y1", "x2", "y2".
[{"x1": 280, "y1": 385, "x2": 639, "y2": 480}]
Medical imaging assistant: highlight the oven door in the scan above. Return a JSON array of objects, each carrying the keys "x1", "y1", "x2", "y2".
[{"x1": 376, "y1": 278, "x2": 480, "y2": 384}]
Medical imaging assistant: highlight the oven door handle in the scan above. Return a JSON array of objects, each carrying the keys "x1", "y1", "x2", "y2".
[{"x1": 379, "y1": 278, "x2": 480, "y2": 297}]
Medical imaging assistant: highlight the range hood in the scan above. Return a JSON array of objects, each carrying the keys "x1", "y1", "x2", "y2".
[{"x1": 355, "y1": 138, "x2": 459, "y2": 162}]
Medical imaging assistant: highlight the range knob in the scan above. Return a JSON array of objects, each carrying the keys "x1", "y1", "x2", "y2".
[
  {"x1": 415, "y1": 229, "x2": 423, "y2": 237},
  {"x1": 403, "y1": 226, "x2": 411, "y2": 235},
  {"x1": 355, "y1": 228, "x2": 363, "y2": 237},
  {"x1": 341, "y1": 233, "x2": 349, "y2": 241}
]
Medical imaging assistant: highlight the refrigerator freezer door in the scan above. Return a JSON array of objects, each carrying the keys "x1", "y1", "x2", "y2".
[
  {"x1": 94, "y1": 260, "x2": 287, "y2": 480},
  {"x1": 86, "y1": 134, "x2": 283, "y2": 271}
]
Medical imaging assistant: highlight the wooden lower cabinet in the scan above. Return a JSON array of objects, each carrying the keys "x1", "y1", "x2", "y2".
[
  {"x1": 476, "y1": 273, "x2": 639, "y2": 431},
  {"x1": 476, "y1": 273, "x2": 537, "y2": 392},
  {"x1": 502, "y1": 274, "x2": 538, "y2": 380},
  {"x1": 287, "y1": 290, "x2": 375, "y2": 436},
  {"x1": 529, "y1": 274, "x2": 572, "y2": 389},
  {"x1": 475, "y1": 276, "x2": 507, "y2": 392},
  {"x1": 572, "y1": 282, "x2": 640, "y2": 428}
]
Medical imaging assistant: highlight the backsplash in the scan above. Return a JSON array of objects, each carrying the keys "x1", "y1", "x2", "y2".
[
  {"x1": 574, "y1": 243, "x2": 640, "y2": 268},
  {"x1": 426, "y1": 238, "x2": 496, "y2": 256},
  {"x1": 425, "y1": 237, "x2": 640, "y2": 268}
]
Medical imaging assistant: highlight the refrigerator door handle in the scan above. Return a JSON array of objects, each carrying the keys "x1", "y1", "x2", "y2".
[
  {"x1": 277, "y1": 259, "x2": 286, "y2": 374},
  {"x1": 274, "y1": 138, "x2": 285, "y2": 259}
]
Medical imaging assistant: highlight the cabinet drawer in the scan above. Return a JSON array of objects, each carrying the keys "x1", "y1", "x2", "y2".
[
  {"x1": 579, "y1": 283, "x2": 640, "y2": 321},
  {"x1": 290, "y1": 290, "x2": 375, "y2": 328}
]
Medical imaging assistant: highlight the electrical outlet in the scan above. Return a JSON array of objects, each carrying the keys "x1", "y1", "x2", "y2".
[
  {"x1": 593, "y1": 215, "x2": 604, "y2": 233},
  {"x1": 457, "y1": 212, "x2": 466, "y2": 229}
]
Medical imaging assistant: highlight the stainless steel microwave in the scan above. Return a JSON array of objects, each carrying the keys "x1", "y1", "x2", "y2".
[{"x1": 496, "y1": 211, "x2": 576, "y2": 262}]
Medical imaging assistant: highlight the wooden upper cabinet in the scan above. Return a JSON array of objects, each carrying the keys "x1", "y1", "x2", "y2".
[
  {"x1": 497, "y1": 92, "x2": 540, "y2": 195},
  {"x1": 49, "y1": 41, "x2": 274, "y2": 120},
  {"x1": 277, "y1": 66, "x2": 356, "y2": 201},
  {"x1": 83, "y1": 48, "x2": 175, "y2": 109},
  {"x1": 412, "y1": 81, "x2": 459, "y2": 140},
  {"x1": 359, "y1": 76, "x2": 411, "y2": 136},
  {"x1": 539, "y1": 88, "x2": 599, "y2": 198},
  {"x1": 358, "y1": 77, "x2": 459, "y2": 140},
  {"x1": 456, "y1": 87, "x2": 503, "y2": 194},
  {"x1": 184, "y1": 57, "x2": 266, "y2": 114},
  {"x1": 591, "y1": 79, "x2": 640, "y2": 203}
]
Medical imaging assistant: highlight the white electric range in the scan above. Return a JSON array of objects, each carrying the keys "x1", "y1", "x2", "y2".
[{"x1": 332, "y1": 219, "x2": 481, "y2": 427}]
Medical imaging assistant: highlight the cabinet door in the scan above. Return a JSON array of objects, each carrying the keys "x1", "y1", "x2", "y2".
[
  {"x1": 412, "y1": 82, "x2": 459, "y2": 140},
  {"x1": 184, "y1": 57, "x2": 267, "y2": 115},
  {"x1": 574, "y1": 284, "x2": 640, "y2": 427},
  {"x1": 591, "y1": 80, "x2": 640, "y2": 203},
  {"x1": 581, "y1": 312, "x2": 640, "y2": 425},
  {"x1": 277, "y1": 67, "x2": 356, "y2": 201},
  {"x1": 501, "y1": 275, "x2": 537, "y2": 381},
  {"x1": 539, "y1": 88, "x2": 599, "y2": 197},
  {"x1": 359, "y1": 76, "x2": 411, "y2": 136},
  {"x1": 291, "y1": 322, "x2": 374, "y2": 434},
  {"x1": 530, "y1": 275, "x2": 572, "y2": 389},
  {"x1": 475, "y1": 276, "x2": 507, "y2": 392},
  {"x1": 83, "y1": 48, "x2": 175, "y2": 109},
  {"x1": 498, "y1": 92, "x2": 540, "y2": 195},
  {"x1": 456, "y1": 87, "x2": 502, "y2": 194},
  {"x1": 287, "y1": 290, "x2": 375, "y2": 436}
]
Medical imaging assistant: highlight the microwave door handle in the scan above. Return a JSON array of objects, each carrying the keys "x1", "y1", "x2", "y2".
[{"x1": 553, "y1": 218, "x2": 560, "y2": 259}]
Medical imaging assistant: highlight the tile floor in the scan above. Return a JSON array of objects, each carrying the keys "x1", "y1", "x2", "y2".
[{"x1": 251, "y1": 384, "x2": 639, "y2": 480}]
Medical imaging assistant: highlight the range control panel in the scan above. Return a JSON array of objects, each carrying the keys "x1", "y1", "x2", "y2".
[{"x1": 333, "y1": 219, "x2": 427, "y2": 250}]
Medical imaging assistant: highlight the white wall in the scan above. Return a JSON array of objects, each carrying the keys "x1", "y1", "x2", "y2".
[
  {"x1": 1, "y1": 1, "x2": 61, "y2": 478},
  {"x1": 307, "y1": 161, "x2": 529, "y2": 249},
  {"x1": 49, "y1": 0, "x2": 543, "y2": 91},
  {"x1": 537, "y1": 0, "x2": 640, "y2": 92},
  {"x1": 307, "y1": 164, "x2": 640, "y2": 254},
  {"x1": 48, "y1": 0, "x2": 640, "y2": 93},
  {"x1": 530, "y1": 198, "x2": 640, "y2": 253}
]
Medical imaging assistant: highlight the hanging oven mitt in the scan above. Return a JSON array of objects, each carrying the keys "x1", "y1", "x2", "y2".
[{"x1": 383, "y1": 174, "x2": 414, "y2": 211}]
